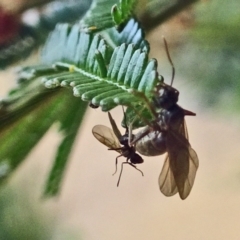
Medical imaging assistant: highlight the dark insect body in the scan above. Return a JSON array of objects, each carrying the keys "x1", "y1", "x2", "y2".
[
  {"x1": 89, "y1": 102, "x2": 99, "y2": 109},
  {"x1": 92, "y1": 110, "x2": 144, "y2": 186},
  {"x1": 132, "y1": 39, "x2": 199, "y2": 200}
]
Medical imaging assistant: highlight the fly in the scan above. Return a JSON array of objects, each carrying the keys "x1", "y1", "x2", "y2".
[{"x1": 132, "y1": 38, "x2": 199, "y2": 200}]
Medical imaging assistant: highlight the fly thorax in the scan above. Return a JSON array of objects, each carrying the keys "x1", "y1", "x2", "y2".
[{"x1": 161, "y1": 105, "x2": 185, "y2": 131}]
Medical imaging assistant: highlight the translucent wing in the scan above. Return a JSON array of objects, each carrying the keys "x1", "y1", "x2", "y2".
[
  {"x1": 159, "y1": 155, "x2": 178, "y2": 196},
  {"x1": 180, "y1": 119, "x2": 189, "y2": 139},
  {"x1": 159, "y1": 120, "x2": 199, "y2": 200},
  {"x1": 92, "y1": 125, "x2": 121, "y2": 152},
  {"x1": 170, "y1": 144, "x2": 199, "y2": 199},
  {"x1": 176, "y1": 146, "x2": 199, "y2": 199}
]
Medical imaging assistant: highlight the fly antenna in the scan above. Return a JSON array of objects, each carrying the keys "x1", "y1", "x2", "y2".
[{"x1": 163, "y1": 37, "x2": 175, "y2": 86}]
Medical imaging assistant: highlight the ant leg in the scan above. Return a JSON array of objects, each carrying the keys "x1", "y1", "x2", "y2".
[
  {"x1": 108, "y1": 147, "x2": 122, "y2": 151},
  {"x1": 127, "y1": 104, "x2": 158, "y2": 146},
  {"x1": 128, "y1": 163, "x2": 144, "y2": 176},
  {"x1": 116, "y1": 162, "x2": 144, "y2": 187},
  {"x1": 128, "y1": 123, "x2": 133, "y2": 146},
  {"x1": 117, "y1": 161, "x2": 125, "y2": 187},
  {"x1": 132, "y1": 106, "x2": 152, "y2": 127},
  {"x1": 130, "y1": 125, "x2": 151, "y2": 145},
  {"x1": 129, "y1": 91, "x2": 158, "y2": 120},
  {"x1": 112, "y1": 154, "x2": 122, "y2": 176},
  {"x1": 121, "y1": 106, "x2": 128, "y2": 133}
]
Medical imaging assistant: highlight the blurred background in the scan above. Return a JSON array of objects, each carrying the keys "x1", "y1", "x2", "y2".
[{"x1": 0, "y1": 0, "x2": 240, "y2": 239}]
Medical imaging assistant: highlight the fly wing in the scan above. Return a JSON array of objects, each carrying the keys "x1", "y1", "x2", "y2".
[
  {"x1": 182, "y1": 146, "x2": 199, "y2": 198},
  {"x1": 159, "y1": 154, "x2": 178, "y2": 196},
  {"x1": 170, "y1": 144, "x2": 199, "y2": 200},
  {"x1": 182, "y1": 119, "x2": 189, "y2": 139},
  {"x1": 166, "y1": 121, "x2": 199, "y2": 200},
  {"x1": 92, "y1": 125, "x2": 121, "y2": 152}
]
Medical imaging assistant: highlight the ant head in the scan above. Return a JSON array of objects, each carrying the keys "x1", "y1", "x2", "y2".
[
  {"x1": 119, "y1": 133, "x2": 128, "y2": 145},
  {"x1": 154, "y1": 84, "x2": 179, "y2": 110},
  {"x1": 120, "y1": 132, "x2": 134, "y2": 145}
]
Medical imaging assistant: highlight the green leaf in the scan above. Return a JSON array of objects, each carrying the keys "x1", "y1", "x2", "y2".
[
  {"x1": 111, "y1": 0, "x2": 136, "y2": 25},
  {"x1": 33, "y1": 22, "x2": 158, "y2": 113},
  {"x1": 104, "y1": 18, "x2": 149, "y2": 51},
  {"x1": 0, "y1": 71, "x2": 88, "y2": 196},
  {"x1": 80, "y1": 0, "x2": 137, "y2": 32},
  {"x1": 43, "y1": 99, "x2": 88, "y2": 197},
  {"x1": 0, "y1": 82, "x2": 81, "y2": 181},
  {"x1": 80, "y1": 0, "x2": 119, "y2": 31}
]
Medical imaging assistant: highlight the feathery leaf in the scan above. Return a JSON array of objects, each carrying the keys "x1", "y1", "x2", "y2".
[
  {"x1": 21, "y1": 20, "x2": 158, "y2": 115},
  {"x1": 80, "y1": 0, "x2": 137, "y2": 32},
  {"x1": 111, "y1": 0, "x2": 136, "y2": 25}
]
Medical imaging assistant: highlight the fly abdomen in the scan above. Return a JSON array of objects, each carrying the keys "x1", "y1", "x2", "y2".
[{"x1": 135, "y1": 130, "x2": 167, "y2": 156}]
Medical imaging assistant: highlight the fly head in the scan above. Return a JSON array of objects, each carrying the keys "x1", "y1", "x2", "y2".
[{"x1": 154, "y1": 84, "x2": 179, "y2": 110}]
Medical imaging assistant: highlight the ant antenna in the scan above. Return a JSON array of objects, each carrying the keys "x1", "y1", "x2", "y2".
[
  {"x1": 121, "y1": 105, "x2": 134, "y2": 147},
  {"x1": 163, "y1": 37, "x2": 175, "y2": 86},
  {"x1": 121, "y1": 106, "x2": 134, "y2": 146},
  {"x1": 108, "y1": 112, "x2": 122, "y2": 140},
  {"x1": 121, "y1": 106, "x2": 128, "y2": 133}
]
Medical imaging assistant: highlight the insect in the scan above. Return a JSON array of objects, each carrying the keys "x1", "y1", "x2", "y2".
[
  {"x1": 131, "y1": 38, "x2": 199, "y2": 200},
  {"x1": 92, "y1": 109, "x2": 144, "y2": 186},
  {"x1": 89, "y1": 102, "x2": 99, "y2": 109}
]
